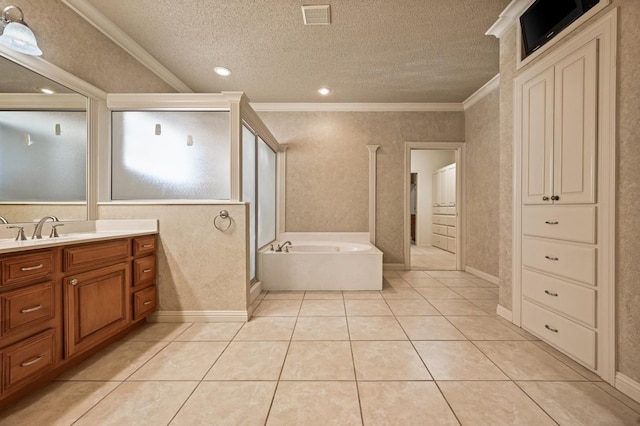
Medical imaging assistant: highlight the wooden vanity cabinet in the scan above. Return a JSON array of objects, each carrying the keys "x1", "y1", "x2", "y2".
[{"x1": 131, "y1": 236, "x2": 158, "y2": 321}]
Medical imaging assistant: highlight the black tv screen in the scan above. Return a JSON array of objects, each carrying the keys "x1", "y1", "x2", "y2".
[{"x1": 520, "y1": 0, "x2": 584, "y2": 56}]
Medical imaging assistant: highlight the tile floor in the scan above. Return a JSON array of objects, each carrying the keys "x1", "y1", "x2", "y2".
[
  {"x1": 2, "y1": 270, "x2": 640, "y2": 425},
  {"x1": 411, "y1": 245, "x2": 456, "y2": 270}
]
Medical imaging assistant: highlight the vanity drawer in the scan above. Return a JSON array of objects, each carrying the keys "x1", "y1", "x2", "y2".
[
  {"x1": 133, "y1": 255, "x2": 156, "y2": 288},
  {"x1": 522, "y1": 300, "x2": 595, "y2": 368},
  {"x1": 133, "y1": 285, "x2": 157, "y2": 320},
  {"x1": 447, "y1": 237, "x2": 456, "y2": 253},
  {"x1": 522, "y1": 238, "x2": 596, "y2": 286},
  {"x1": 522, "y1": 269, "x2": 595, "y2": 326},
  {"x1": 447, "y1": 226, "x2": 457, "y2": 237},
  {"x1": 63, "y1": 239, "x2": 129, "y2": 272},
  {"x1": 133, "y1": 236, "x2": 156, "y2": 257},
  {"x1": 2, "y1": 329, "x2": 55, "y2": 391},
  {"x1": 1, "y1": 251, "x2": 55, "y2": 288},
  {"x1": 433, "y1": 207, "x2": 446, "y2": 214},
  {"x1": 432, "y1": 224, "x2": 447, "y2": 236},
  {"x1": 432, "y1": 234, "x2": 447, "y2": 250},
  {"x1": 445, "y1": 207, "x2": 456, "y2": 215},
  {"x1": 523, "y1": 205, "x2": 596, "y2": 243},
  {"x1": 1, "y1": 281, "x2": 55, "y2": 336},
  {"x1": 432, "y1": 215, "x2": 448, "y2": 225},
  {"x1": 445, "y1": 216, "x2": 456, "y2": 226}
]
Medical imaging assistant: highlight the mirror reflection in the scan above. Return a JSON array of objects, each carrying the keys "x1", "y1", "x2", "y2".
[{"x1": 0, "y1": 55, "x2": 87, "y2": 223}]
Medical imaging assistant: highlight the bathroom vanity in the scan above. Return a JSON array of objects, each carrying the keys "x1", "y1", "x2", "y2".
[{"x1": 0, "y1": 224, "x2": 158, "y2": 408}]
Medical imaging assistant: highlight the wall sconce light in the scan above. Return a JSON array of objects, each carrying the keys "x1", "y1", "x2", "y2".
[
  {"x1": 23, "y1": 133, "x2": 33, "y2": 146},
  {"x1": 0, "y1": 6, "x2": 42, "y2": 56},
  {"x1": 55, "y1": 123, "x2": 61, "y2": 136},
  {"x1": 187, "y1": 135, "x2": 194, "y2": 146},
  {"x1": 155, "y1": 124, "x2": 161, "y2": 135}
]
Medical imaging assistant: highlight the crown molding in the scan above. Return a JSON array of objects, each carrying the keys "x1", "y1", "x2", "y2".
[
  {"x1": 0, "y1": 93, "x2": 87, "y2": 109},
  {"x1": 250, "y1": 103, "x2": 463, "y2": 112},
  {"x1": 62, "y1": 0, "x2": 193, "y2": 93},
  {"x1": 463, "y1": 74, "x2": 500, "y2": 110},
  {"x1": 486, "y1": 0, "x2": 534, "y2": 38}
]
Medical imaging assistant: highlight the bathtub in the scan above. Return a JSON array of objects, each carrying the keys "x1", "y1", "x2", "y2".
[{"x1": 260, "y1": 232, "x2": 383, "y2": 291}]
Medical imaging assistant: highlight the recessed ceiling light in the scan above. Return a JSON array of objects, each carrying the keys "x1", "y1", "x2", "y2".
[
  {"x1": 39, "y1": 88, "x2": 55, "y2": 94},
  {"x1": 213, "y1": 67, "x2": 231, "y2": 77},
  {"x1": 317, "y1": 87, "x2": 332, "y2": 96}
]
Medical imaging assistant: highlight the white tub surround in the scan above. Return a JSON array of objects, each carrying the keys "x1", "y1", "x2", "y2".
[{"x1": 261, "y1": 232, "x2": 383, "y2": 291}]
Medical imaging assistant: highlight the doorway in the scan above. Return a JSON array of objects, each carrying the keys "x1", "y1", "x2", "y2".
[{"x1": 404, "y1": 142, "x2": 465, "y2": 271}]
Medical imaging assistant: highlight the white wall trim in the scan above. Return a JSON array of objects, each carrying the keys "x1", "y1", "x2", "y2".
[
  {"x1": 465, "y1": 266, "x2": 499, "y2": 285},
  {"x1": 496, "y1": 304, "x2": 513, "y2": 322},
  {"x1": 61, "y1": 0, "x2": 193, "y2": 93},
  {"x1": 367, "y1": 145, "x2": 380, "y2": 245},
  {"x1": 486, "y1": 0, "x2": 533, "y2": 38},
  {"x1": 277, "y1": 146, "x2": 288, "y2": 236},
  {"x1": 463, "y1": 74, "x2": 500, "y2": 110},
  {"x1": 615, "y1": 373, "x2": 640, "y2": 405},
  {"x1": 383, "y1": 263, "x2": 406, "y2": 271},
  {"x1": 250, "y1": 103, "x2": 464, "y2": 112},
  {"x1": 149, "y1": 310, "x2": 248, "y2": 323},
  {"x1": 0, "y1": 93, "x2": 87, "y2": 110},
  {"x1": 106, "y1": 92, "x2": 243, "y2": 110}
]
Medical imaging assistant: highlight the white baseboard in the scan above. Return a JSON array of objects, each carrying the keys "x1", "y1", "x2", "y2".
[
  {"x1": 496, "y1": 304, "x2": 513, "y2": 322},
  {"x1": 250, "y1": 281, "x2": 263, "y2": 304},
  {"x1": 615, "y1": 372, "x2": 640, "y2": 404},
  {"x1": 465, "y1": 266, "x2": 499, "y2": 285},
  {"x1": 149, "y1": 310, "x2": 248, "y2": 323},
  {"x1": 384, "y1": 263, "x2": 406, "y2": 271}
]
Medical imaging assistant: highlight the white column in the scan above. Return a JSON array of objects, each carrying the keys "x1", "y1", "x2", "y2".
[
  {"x1": 277, "y1": 145, "x2": 288, "y2": 237},
  {"x1": 367, "y1": 145, "x2": 380, "y2": 244}
]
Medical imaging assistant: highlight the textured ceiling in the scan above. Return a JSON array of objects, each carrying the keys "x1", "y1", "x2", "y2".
[
  {"x1": 86, "y1": 0, "x2": 509, "y2": 103},
  {"x1": 0, "y1": 57, "x2": 74, "y2": 93}
]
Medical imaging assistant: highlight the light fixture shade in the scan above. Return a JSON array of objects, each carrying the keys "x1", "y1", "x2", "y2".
[{"x1": 0, "y1": 21, "x2": 42, "y2": 56}]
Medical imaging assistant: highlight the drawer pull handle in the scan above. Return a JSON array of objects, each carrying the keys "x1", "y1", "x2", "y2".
[
  {"x1": 143, "y1": 268, "x2": 153, "y2": 273},
  {"x1": 545, "y1": 256, "x2": 559, "y2": 261},
  {"x1": 544, "y1": 290, "x2": 558, "y2": 297},
  {"x1": 143, "y1": 244, "x2": 153, "y2": 248},
  {"x1": 21, "y1": 304, "x2": 43, "y2": 313},
  {"x1": 21, "y1": 264, "x2": 44, "y2": 272},
  {"x1": 70, "y1": 279, "x2": 79, "y2": 286},
  {"x1": 143, "y1": 301, "x2": 153, "y2": 306},
  {"x1": 21, "y1": 354, "x2": 44, "y2": 367},
  {"x1": 545, "y1": 324, "x2": 559, "y2": 333},
  {"x1": 544, "y1": 221, "x2": 559, "y2": 225}
]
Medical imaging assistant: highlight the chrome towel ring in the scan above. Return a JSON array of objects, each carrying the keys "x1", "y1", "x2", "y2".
[{"x1": 213, "y1": 210, "x2": 232, "y2": 231}]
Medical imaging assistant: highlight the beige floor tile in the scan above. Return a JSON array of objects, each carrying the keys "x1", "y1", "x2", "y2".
[
  {"x1": 252, "y1": 299, "x2": 302, "y2": 316},
  {"x1": 416, "y1": 287, "x2": 463, "y2": 299},
  {"x1": 122, "y1": 322, "x2": 193, "y2": 342},
  {"x1": 518, "y1": 381, "x2": 640, "y2": 425},
  {"x1": 468, "y1": 298, "x2": 499, "y2": 314},
  {"x1": 411, "y1": 246, "x2": 456, "y2": 270},
  {"x1": 264, "y1": 291, "x2": 305, "y2": 300},
  {"x1": 358, "y1": 381, "x2": 459, "y2": 426},
  {"x1": 398, "y1": 316, "x2": 467, "y2": 340},
  {"x1": 205, "y1": 341, "x2": 288, "y2": 380},
  {"x1": 398, "y1": 270, "x2": 430, "y2": 279},
  {"x1": 494, "y1": 316, "x2": 539, "y2": 340},
  {"x1": 446, "y1": 316, "x2": 528, "y2": 340},
  {"x1": 386, "y1": 299, "x2": 440, "y2": 316},
  {"x1": 304, "y1": 291, "x2": 343, "y2": 299},
  {"x1": 451, "y1": 287, "x2": 498, "y2": 299},
  {"x1": 343, "y1": 290, "x2": 383, "y2": 300},
  {"x1": 129, "y1": 341, "x2": 227, "y2": 380},
  {"x1": 281, "y1": 341, "x2": 355, "y2": 380},
  {"x1": 381, "y1": 287, "x2": 423, "y2": 300},
  {"x1": 75, "y1": 381, "x2": 197, "y2": 426},
  {"x1": 299, "y1": 299, "x2": 345, "y2": 316},
  {"x1": 352, "y1": 341, "x2": 431, "y2": 380},
  {"x1": 0, "y1": 381, "x2": 120, "y2": 426},
  {"x1": 348, "y1": 316, "x2": 408, "y2": 340},
  {"x1": 292, "y1": 316, "x2": 349, "y2": 340},
  {"x1": 437, "y1": 278, "x2": 479, "y2": 287},
  {"x1": 384, "y1": 277, "x2": 411, "y2": 288},
  {"x1": 171, "y1": 381, "x2": 276, "y2": 426},
  {"x1": 235, "y1": 317, "x2": 296, "y2": 341},
  {"x1": 439, "y1": 381, "x2": 555, "y2": 426},
  {"x1": 475, "y1": 341, "x2": 586, "y2": 381},
  {"x1": 267, "y1": 381, "x2": 361, "y2": 426},
  {"x1": 58, "y1": 341, "x2": 168, "y2": 381},
  {"x1": 406, "y1": 277, "x2": 445, "y2": 287},
  {"x1": 174, "y1": 322, "x2": 243, "y2": 341},
  {"x1": 594, "y1": 381, "x2": 640, "y2": 413},
  {"x1": 532, "y1": 340, "x2": 601, "y2": 380},
  {"x1": 429, "y1": 299, "x2": 490, "y2": 316},
  {"x1": 426, "y1": 270, "x2": 471, "y2": 278},
  {"x1": 383, "y1": 270, "x2": 400, "y2": 278},
  {"x1": 345, "y1": 299, "x2": 393, "y2": 316},
  {"x1": 466, "y1": 277, "x2": 498, "y2": 288},
  {"x1": 414, "y1": 341, "x2": 509, "y2": 380}
]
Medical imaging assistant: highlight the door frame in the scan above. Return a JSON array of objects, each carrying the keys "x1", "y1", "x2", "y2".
[{"x1": 404, "y1": 142, "x2": 465, "y2": 271}]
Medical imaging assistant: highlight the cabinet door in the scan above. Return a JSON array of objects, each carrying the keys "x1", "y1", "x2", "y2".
[
  {"x1": 438, "y1": 169, "x2": 447, "y2": 206},
  {"x1": 522, "y1": 66, "x2": 554, "y2": 205},
  {"x1": 553, "y1": 39, "x2": 598, "y2": 204},
  {"x1": 445, "y1": 164, "x2": 456, "y2": 206},
  {"x1": 64, "y1": 262, "x2": 130, "y2": 357},
  {"x1": 432, "y1": 172, "x2": 439, "y2": 206}
]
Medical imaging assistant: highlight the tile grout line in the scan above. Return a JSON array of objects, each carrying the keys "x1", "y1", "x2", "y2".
[{"x1": 344, "y1": 290, "x2": 366, "y2": 425}]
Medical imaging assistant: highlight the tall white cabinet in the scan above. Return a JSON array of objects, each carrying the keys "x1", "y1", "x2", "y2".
[
  {"x1": 432, "y1": 163, "x2": 456, "y2": 253},
  {"x1": 515, "y1": 11, "x2": 616, "y2": 379}
]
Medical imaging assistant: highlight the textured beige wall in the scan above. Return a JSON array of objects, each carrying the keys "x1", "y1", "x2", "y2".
[
  {"x1": 464, "y1": 87, "x2": 500, "y2": 278},
  {"x1": 98, "y1": 204, "x2": 249, "y2": 312},
  {"x1": 10, "y1": 1, "x2": 175, "y2": 93},
  {"x1": 0, "y1": 204, "x2": 86, "y2": 223},
  {"x1": 259, "y1": 111, "x2": 465, "y2": 264},
  {"x1": 498, "y1": 0, "x2": 640, "y2": 382}
]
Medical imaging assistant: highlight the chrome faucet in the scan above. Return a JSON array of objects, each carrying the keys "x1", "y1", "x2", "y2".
[
  {"x1": 0, "y1": 216, "x2": 8, "y2": 224},
  {"x1": 275, "y1": 241, "x2": 292, "y2": 252},
  {"x1": 32, "y1": 215, "x2": 59, "y2": 239}
]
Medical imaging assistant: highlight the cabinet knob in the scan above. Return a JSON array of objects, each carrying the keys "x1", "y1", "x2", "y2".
[
  {"x1": 70, "y1": 278, "x2": 78, "y2": 286},
  {"x1": 542, "y1": 196, "x2": 550, "y2": 201},
  {"x1": 551, "y1": 195, "x2": 560, "y2": 201}
]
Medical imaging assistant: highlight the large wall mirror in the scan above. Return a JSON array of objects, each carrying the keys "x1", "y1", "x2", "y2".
[{"x1": 0, "y1": 55, "x2": 88, "y2": 223}]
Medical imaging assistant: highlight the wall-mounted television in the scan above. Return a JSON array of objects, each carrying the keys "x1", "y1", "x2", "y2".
[{"x1": 520, "y1": 0, "x2": 599, "y2": 57}]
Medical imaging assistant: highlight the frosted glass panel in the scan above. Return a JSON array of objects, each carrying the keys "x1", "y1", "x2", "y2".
[
  {"x1": 0, "y1": 111, "x2": 86, "y2": 201},
  {"x1": 243, "y1": 125, "x2": 256, "y2": 281},
  {"x1": 258, "y1": 138, "x2": 277, "y2": 248},
  {"x1": 112, "y1": 111, "x2": 230, "y2": 200}
]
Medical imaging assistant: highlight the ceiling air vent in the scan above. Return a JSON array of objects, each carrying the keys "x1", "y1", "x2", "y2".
[{"x1": 301, "y1": 5, "x2": 331, "y2": 25}]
